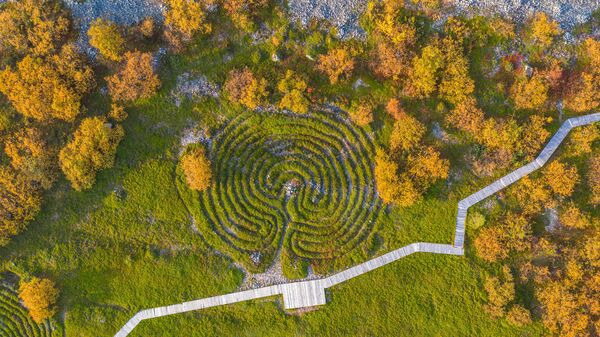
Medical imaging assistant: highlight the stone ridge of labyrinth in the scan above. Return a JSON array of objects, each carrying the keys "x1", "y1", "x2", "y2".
[
  {"x1": 196, "y1": 111, "x2": 382, "y2": 273},
  {"x1": 0, "y1": 282, "x2": 57, "y2": 337}
]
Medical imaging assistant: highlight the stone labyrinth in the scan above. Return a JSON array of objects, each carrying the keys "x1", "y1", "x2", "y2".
[{"x1": 196, "y1": 111, "x2": 382, "y2": 274}]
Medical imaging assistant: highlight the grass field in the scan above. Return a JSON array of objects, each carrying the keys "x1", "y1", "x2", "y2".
[{"x1": 0, "y1": 22, "x2": 553, "y2": 337}]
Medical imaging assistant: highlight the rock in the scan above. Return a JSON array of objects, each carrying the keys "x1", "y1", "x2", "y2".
[
  {"x1": 352, "y1": 78, "x2": 368, "y2": 90},
  {"x1": 271, "y1": 52, "x2": 280, "y2": 62},
  {"x1": 287, "y1": 0, "x2": 367, "y2": 39}
]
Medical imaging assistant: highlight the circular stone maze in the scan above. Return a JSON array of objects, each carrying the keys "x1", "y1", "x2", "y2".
[
  {"x1": 0, "y1": 280, "x2": 60, "y2": 337},
  {"x1": 186, "y1": 110, "x2": 383, "y2": 277}
]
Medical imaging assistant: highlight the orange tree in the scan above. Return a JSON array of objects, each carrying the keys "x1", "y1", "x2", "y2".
[{"x1": 18, "y1": 277, "x2": 59, "y2": 323}]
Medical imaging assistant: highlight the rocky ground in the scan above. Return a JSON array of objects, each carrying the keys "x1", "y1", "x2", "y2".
[
  {"x1": 59, "y1": 0, "x2": 599, "y2": 48},
  {"x1": 63, "y1": 0, "x2": 164, "y2": 54}
]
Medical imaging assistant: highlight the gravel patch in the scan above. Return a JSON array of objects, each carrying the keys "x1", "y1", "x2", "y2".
[
  {"x1": 450, "y1": 0, "x2": 600, "y2": 31},
  {"x1": 287, "y1": 0, "x2": 367, "y2": 39},
  {"x1": 64, "y1": 0, "x2": 165, "y2": 54},
  {"x1": 171, "y1": 72, "x2": 220, "y2": 106}
]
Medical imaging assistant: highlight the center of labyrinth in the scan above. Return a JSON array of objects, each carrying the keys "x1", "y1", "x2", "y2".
[{"x1": 192, "y1": 111, "x2": 382, "y2": 277}]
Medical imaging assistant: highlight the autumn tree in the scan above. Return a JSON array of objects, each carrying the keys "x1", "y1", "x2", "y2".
[
  {"x1": 88, "y1": 18, "x2": 126, "y2": 62},
  {"x1": 223, "y1": 67, "x2": 268, "y2": 110},
  {"x1": 348, "y1": 96, "x2": 375, "y2": 126},
  {"x1": 406, "y1": 43, "x2": 444, "y2": 98},
  {"x1": 0, "y1": 0, "x2": 70, "y2": 57},
  {"x1": 559, "y1": 203, "x2": 590, "y2": 229},
  {"x1": 164, "y1": 0, "x2": 211, "y2": 40},
  {"x1": 4, "y1": 127, "x2": 57, "y2": 189},
  {"x1": 374, "y1": 148, "x2": 419, "y2": 206},
  {"x1": 369, "y1": 41, "x2": 407, "y2": 80},
  {"x1": 589, "y1": 154, "x2": 600, "y2": 205},
  {"x1": 0, "y1": 166, "x2": 42, "y2": 246},
  {"x1": 438, "y1": 40, "x2": 474, "y2": 105},
  {"x1": 543, "y1": 160, "x2": 579, "y2": 198},
  {"x1": 506, "y1": 305, "x2": 532, "y2": 327},
  {"x1": 445, "y1": 97, "x2": 484, "y2": 134},
  {"x1": 474, "y1": 226, "x2": 507, "y2": 262},
  {"x1": 389, "y1": 113, "x2": 426, "y2": 152},
  {"x1": 483, "y1": 267, "x2": 515, "y2": 318},
  {"x1": 277, "y1": 70, "x2": 309, "y2": 114},
  {"x1": 107, "y1": 51, "x2": 160, "y2": 102},
  {"x1": 385, "y1": 98, "x2": 405, "y2": 120},
  {"x1": 59, "y1": 117, "x2": 124, "y2": 191},
  {"x1": 523, "y1": 12, "x2": 561, "y2": 50},
  {"x1": 0, "y1": 44, "x2": 95, "y2": 122},
  {"x1": 510, "y1": 71, "x2": 549, "y2": 110},
  {"x1": 180, "y1": 146, "x2": 212, "y2": 191},
  {"x1": 568, "y1": 124, "x2": 598, "y2": 156},
  {"x1": 222, "y1": 0, "x2": 269, "y2": 31},
  {"x1": 563, "y1": 39, "x2": 600, "y2": 113},
  {"x1": 108, "y1": 103, "x2": 128, "y2": 122},
  {"x1": 520, "y1": 115, "x2": 550, "y2": 158},
  {"x1": 509, "y1": 176, "x2": 552, "y2": 216},
  {"x1": 317, "y1": 47, "x2": 355, "y2": 84},
  {"x1": 407, "y1": 146, "x2": 449, "y2": 186},
  {"x1": 18, "y1": 277, "x2": 59, "y2": 323}
]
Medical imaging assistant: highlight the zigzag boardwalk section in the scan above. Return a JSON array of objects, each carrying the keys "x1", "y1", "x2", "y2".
[{"x1": 114, "y1": 112, "x2": 599, "y2": 337}]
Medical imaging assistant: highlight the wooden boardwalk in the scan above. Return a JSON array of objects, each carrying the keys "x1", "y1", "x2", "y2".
[{"x1": 114, "y1": 112, "x2": 599, "y2": 337}]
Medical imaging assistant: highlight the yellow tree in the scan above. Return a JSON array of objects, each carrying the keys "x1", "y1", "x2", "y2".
[
  {"x1": 520, "y1": 115, "x2": 550, "y2": 158},
  {"x1": 18, "y1": 277, "x2": 59, "y2": 323},
  {"x1": 0, "y1": 44, "x2": 95, "y2": 122},
  {"x1": 510, "y1": 71, "x2": 549, "y2": 110},
  {"x1": 164, "y1": 0, "x2": 211, "y2": 39},
  {"x1": 277, "y1": 70, "x2": 309, "y2": 114},
  {"x1": 317, "y1": 48, "x2": 355, "y2": 84},
  {"x1": 524, "y1": 12, "x2": 561, "y2": 49},
  {"x1": 107, "y1": 51, "x2": 160, "y2": 102},
  {"x1": 445, "y1": 97, "x2": 484, "y2": 134},
  {"x1": 88, "y1": 18, "x2": 126, "y2": 62},
  {"x1": 180, "y1": 146, "x2": 212, "y2": 191},
  {"x1": 588, "y1": 154, "x2": 600, "y2": 205},
  {"x1": 59, "y1": 117, "x2": 124, "y2": 191},
  {"x1": 4, "y1": 127, "x2": 57, "y2": 189},
  {"x1": 407, "y1": 146, "x2": 449, "y2": 188},
  {"x1": 389, "y1": 114, "x2": 426, "y2": 152},
  {"x1": 543, "y1": 161, "x2": 579, "y2": 197},
  {"x1": 0, "y1": 165, "x2": 42, "y2": 246},
  {"x1": 406, "y1": 43, "x2": 444, "y2": 98},
  {"x1": 348, "y1": 97, "x2": 375, "y2": 127},
  {"x1": 438, "y1": 39, "x2": 474, "y2": 105},
  {"x1": 374, "y1": 148, "x2": 401, "y2": 204},
  {"x1": 568, "y1": 124, "x2": 598, "y2": 156},
  {"x1": 474, "y1": 226, "x2": 507, "y2": 262},
  {"x1": 0, "y1": 0, "x2": 70, "y2": 56},
  {"x1": 223, "y1": 67, "x2": 268, "y2": 110}
]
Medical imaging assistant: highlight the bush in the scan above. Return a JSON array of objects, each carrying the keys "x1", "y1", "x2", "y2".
[
  {"x1": 59, "y1": 117, "x2": 124, "y2": 191},
  {"x1": 107, "y1": 51, "x2": 160, "y2": 102},
  {"x1": 88, "y1": 18, "x2": 126, "y2": 62},
  {"x1": 18, "y1": 277, "x2": 59, "y2": 323},
  {"x1": 223, "y1": 67, "x2": 268, "y2": 110},
  {"x1": 180, "y1": 146, "x2": 212, "y2": 191}
]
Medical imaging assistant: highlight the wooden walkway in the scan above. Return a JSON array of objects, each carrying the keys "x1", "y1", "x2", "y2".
[{"x1": 114, "y1": 112, "x2": 599, "y2": 337}]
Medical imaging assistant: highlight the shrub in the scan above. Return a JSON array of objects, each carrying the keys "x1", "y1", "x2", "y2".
[
  {"x1": 277, "y1": 70, "x2": 309, "y2": 114},
  {"x1": 164, "y1": 0, "x2": 211, "y2": 39},
  {"x1": 224, "y1": 67, "x2": 268, "y2": 110},
  {"x1": 180, "y1": 146, "x2": 212, "y2": 191},
  {"x1": 389, "y1": 114, "x2": 425, "y2": 152},
  {"x1": 88, "y1": 18, "x2": 126, "y2": 62},
  {"x1": 59, "y1": 117, "x2": 124, "y2": 191},
  {"x1": 18, "y1": 277, "x2": 59, "y2": 323},
  {"x1": 348, "y1": 97, "x2": 375, "y2": 126},
  {"x1": 317, "y1": 47, "x2": 355, "y2": 84},
  {"x1": 107, "y1": 51, "x2": 160, "y2": 102}
]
